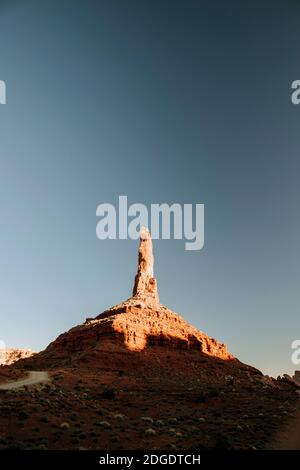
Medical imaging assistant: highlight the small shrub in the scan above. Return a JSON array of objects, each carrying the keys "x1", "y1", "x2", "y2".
[
  {"x1": 102, "y1": 386, "x2": 115, "y2": 400},
  {"x1": 196, "y1": 392, "x2": 206, "y2": 403},
  {"x1": 214, "y1": 432, "x2": 232, "y2": 450},
  {"x1": 18, "y1": 411, "x2": 29, "y2": 421}
]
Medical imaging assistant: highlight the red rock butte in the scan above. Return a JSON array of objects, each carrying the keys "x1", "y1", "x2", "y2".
[{"x1": 38, "y1": 227, "x2": 233, "y2": 363}]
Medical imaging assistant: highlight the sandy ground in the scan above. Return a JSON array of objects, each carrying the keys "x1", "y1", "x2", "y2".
[
  {"x1": 270, "y1": 406, "x2": 300, "y2": 449},
  {"x1": 0, "y1": 371, "x2": 49, "y2": 390}
]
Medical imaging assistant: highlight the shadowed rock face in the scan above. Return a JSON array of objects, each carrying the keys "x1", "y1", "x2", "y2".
[{"x1": 294, "y1": 371, "x2": 300, "y2": 385}]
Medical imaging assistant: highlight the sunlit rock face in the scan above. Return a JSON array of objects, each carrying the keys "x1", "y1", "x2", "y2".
[
  {"x1": 132, "y1": 227, "x2": 159, "y2": 304},
  {"x1": 0, "y1": 348, "x2": 34, "y2": 366}
]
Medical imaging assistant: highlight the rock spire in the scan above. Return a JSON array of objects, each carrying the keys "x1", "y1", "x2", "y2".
[{"x1": 132, "y1": 227, "x2": 159, "y2": 303}]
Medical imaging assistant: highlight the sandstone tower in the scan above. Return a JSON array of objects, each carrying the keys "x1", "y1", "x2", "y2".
[
  {"x1": 132, "y1": 227, "x2": 159, "y2": 304},
  {"x1": 38, "y1": 226, "x2": 232, "y2": 359}
]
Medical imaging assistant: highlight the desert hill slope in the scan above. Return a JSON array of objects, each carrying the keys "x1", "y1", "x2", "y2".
[{"x1": 1, "y1": 228, "x2": 298, "y2": 450}]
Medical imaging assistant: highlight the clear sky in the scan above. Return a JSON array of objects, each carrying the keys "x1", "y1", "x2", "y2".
[{"x1": 0, "y1": 0, "x2": 299, "y2": 377}]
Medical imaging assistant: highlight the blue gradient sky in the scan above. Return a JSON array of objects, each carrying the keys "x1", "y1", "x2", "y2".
[{"x1": 0, "y1": 0, "x2": 299, "y2": 377}]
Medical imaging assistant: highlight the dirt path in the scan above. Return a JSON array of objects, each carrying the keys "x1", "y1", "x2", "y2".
[
  {"x1": 269, "y1": 404, "x2": 300, "y2": 449},
  {"x1": 0, "y1": 371, "x2": 49, "y2": 390}
]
